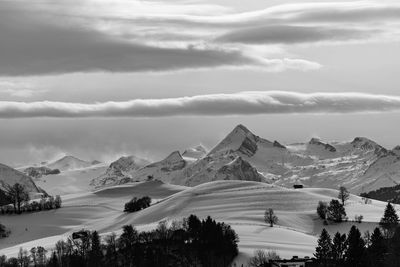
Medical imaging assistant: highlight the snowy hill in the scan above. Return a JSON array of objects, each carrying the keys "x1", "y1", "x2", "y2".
[
  {"x1": 0, "y1": 163, "x2": 41, "y2": 195},
  {"x1": 0, "y1": 180, "x2": 391, "y2": 263},
  {"x1": 46, "y1": 155, "x2": 100, "y2": 171}
]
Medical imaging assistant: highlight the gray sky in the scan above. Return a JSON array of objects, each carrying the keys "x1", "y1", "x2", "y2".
[{"x1": 0, "y1": 0, "x2": 400, "y2": 166}]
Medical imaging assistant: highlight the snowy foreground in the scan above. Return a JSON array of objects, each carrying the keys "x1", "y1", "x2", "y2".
[{"x1": 0, "y1": 180, "x2": 393, "y2": 265}]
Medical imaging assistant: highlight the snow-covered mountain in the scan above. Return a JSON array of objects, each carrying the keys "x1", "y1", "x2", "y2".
[
  {"x1": 91, "y1": 124, "x2": 400, "y2": 194},
  {"x1": 23, "y1": 166, "x2": 60, "y2": 178},
  {"x1": 0, "y1": 163, "x2": 41, "y2": 195},
  {"x1": 46, "y1": 155, "x2": 100, "y2": 171},
  {"x1": 91, "y1": 155, "x2": 151, "y2": 187},
  {"x1": 182, "y1": 145, "x2": 207, "y2": 160}
]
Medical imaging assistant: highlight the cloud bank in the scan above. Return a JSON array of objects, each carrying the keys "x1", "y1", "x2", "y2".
[
  {"x1": 2, "y1": 0, "x2": 400, "y2": 76},
  {"x1": 2, "y1": 91, "x2": 400, "y2": 118}
]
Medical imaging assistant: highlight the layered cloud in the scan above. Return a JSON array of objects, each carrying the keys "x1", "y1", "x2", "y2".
[
  {"x1": 2, "y1": 0, "x2": 400, "y2": 76},
  {"x1": 1, "y1": 91, "x2": 400, "y2": 118}
]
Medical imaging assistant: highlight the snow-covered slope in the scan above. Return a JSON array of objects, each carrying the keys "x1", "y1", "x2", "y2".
[
  {"x1": 0, "y1": 163, "x2": 41, "y2": 195},
  {"x1": 182, "y1": 145, "x2": 207, "y2": 160},
  {"x1": 0, "y1": 180, "x2": 391, "y2": 264},
  {"x1": 46, "y1": 156, "x2": 100, "y2": 171}
]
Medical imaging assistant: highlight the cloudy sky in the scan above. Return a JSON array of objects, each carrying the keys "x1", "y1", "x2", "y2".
[{"x1": 1, "y1": 0, "x2": 400, "y2": 165}]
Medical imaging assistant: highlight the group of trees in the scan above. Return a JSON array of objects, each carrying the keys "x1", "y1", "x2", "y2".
[
  {"x1": 123, "y1": 196, "x2": 151, "y2": 213},
  {"x1": 317, "y1": 186, "x2": 351, "y2": 224},
  {"x1": 1, "y1": 195, "x2": 62, "y2": 215},
  {"x1": 315, "y1": 202, "x2": 400, "y2": 267},
  {"x1": 317, "y1": 199, "x2": 347, "y2": 223},
  {"x1": 0, "y1": 183, "x2": 61, "y2": 215},
  {"x1": 0, "y1": 215, "x2": 239, "y2": 267}
]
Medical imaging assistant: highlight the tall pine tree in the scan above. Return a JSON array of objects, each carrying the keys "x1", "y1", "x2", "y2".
[
  {"x1": 89, "y1": 231, "x2": 103, "y2": 267},
  {"x1": 367, "y1": 227, "x2": 386, "y2": 267},
  {"x1": 345, "y1": 226, "x2": 365, "y2": 267},
  {"x1": 379, "y1": 202, "x2": 399, "y2": 238},
  {"x1": 332, "y1": 232, "x2": 347, "y2": 265},
  {"x1": 314, "y1": 228, "x2": 332, "y2": 267}
]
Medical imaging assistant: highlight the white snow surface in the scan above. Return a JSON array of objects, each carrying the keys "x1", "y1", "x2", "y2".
[{"x1": 0, "y1": 180, "x2": 393, "y2": 265}]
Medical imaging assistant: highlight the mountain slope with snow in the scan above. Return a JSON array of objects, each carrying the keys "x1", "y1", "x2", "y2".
[
  {"x1": 0, "y1": 163, "x2": 41, "y2": 195},
  {"x1": 91, "y1": 124, "x2": 400, "y2": 194},
  {"x1": 46, "y1": 156, "x2": 100, "y2": 171}
]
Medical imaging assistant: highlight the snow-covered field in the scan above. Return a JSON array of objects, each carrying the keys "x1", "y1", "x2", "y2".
[{"x1": 0, "y1": 180, "x2": 392, "y2": 265}]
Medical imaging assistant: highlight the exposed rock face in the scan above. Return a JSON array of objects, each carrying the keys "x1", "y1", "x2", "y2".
[
  {"x1": 309, "y1": 138, "x2": 336, "y2": 152},
  {"x1": 273, "y1": 141, "x2": 286, "y2": 149},
  {"x1": 214, "y1": 157, "x2": 263, "y2": 182},
  {"x1": 23, "y1": 167, "x2": 60, "y2": 178},
  {"x1": 90, "y1": 155, "x2": 150, "y2": 187},
  {"x1": 148, "y1": 151, "x2": 186, "y2": 172},
  {"x1": 351, "y1": 137, "x2": 388, "y2": 156}
]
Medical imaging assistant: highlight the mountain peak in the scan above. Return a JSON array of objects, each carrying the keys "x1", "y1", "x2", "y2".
[
  {"x1": 233, "y1": 124, "x2": 251, "y2": 133},
  {"x1": 351, "y1": 137, "x2": 387, "y2": 156},
  {"x1": 47, "y1": 155, "x2": 92, "y2": 171},
  {"x1": 209, "y1": 124, "x2": 259, "y2": 155}
]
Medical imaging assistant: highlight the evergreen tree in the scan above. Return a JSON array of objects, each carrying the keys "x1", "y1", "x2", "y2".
[
  {"x1": 338, "y1": 186, "x2": 350, "y2": 206},
  {"x1": 118, "y1": 225, "x2": 138, "y2": 267},
  {"x1": 89, "y1": 231, "x2": 103, "y2": 267},
  {"x1": 317, "y1": 201, "x2": 328, "y2": 220},
  {"x1": 367, "y1": 227, "x2": 386, "y2": 267},
  {"x1": 379, "y1": 202, "x2": 399, "y2": 238},
  {"x1": 327, "y1": 199, "x2": 346, "y2": 222},
  {"x1": 345, "y1": 226, "x2": 365, "y2": 267},
  {"x1": 314, "y1": 228, "x2": 332, "y2": 267},
  {"x1": 386, "y1": 226, "x2": 400, "y2": 267},
  {"x1": 332, "y1": 232, "x2": 347, "y2": 264}
]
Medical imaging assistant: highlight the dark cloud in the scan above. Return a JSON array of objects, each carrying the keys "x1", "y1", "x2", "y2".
[{"x1": 0, "y1": 1, "x2": 258, "y2": 76}]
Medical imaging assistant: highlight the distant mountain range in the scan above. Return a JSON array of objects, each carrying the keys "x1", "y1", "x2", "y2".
[{"x1": 91, "y1": 124, "x2": 400, "y2": 194}]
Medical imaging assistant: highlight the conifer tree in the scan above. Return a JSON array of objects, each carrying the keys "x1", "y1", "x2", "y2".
[
  {"x1": 367, "y1": 227, "x2": 386, "y2": 267},
  {"x1": 314, "y1": 228, "x2": 332, "y2": 267},
  {"x1": 89, "y1": 231, "x2": 103, "y2": 267},
  {"x1": 345, "y1": 226, "x2": 365, "y2": 267},
  {"x1": 379, "y1": 202, "x2": 399, "y2": 238},
  {"x1": 332, "y1": 232, "x2": 347, "y2": 264}
]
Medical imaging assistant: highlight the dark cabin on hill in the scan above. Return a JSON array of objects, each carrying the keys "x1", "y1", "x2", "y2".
[{"x1": 293, "y1": 184, "x2": 304, "y2": 189}]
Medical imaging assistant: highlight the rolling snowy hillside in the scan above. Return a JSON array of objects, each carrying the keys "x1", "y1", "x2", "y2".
[{"x1": 0, "y1": 180, "x2": 392, "y2": 264}]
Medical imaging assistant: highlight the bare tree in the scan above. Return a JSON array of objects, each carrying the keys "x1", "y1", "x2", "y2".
[
  {"x1": 338, "y1": 186, "x2": 350, "y2": 206},
  {"x1": 264, "y1": 208, "x2": 278, "y2": 227},
  {"x1": 6, "y1": 183, "x2": 30, "y2": 214}
]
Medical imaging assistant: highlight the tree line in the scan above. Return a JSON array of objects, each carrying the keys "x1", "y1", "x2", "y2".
[
  {"x1": 315, "y1": 202, "x2": 400, "y2": 267},
  {"x1": 0, "y1": 214, "x2": 239, "y2": 267},
  {"x1": 0, "y1": 183, "x2": 61, "y2": 215}
]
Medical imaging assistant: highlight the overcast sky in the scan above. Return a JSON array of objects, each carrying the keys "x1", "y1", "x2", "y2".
[{"x1": 0, "y1": 0, "x2": 400, "y2": 166}]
